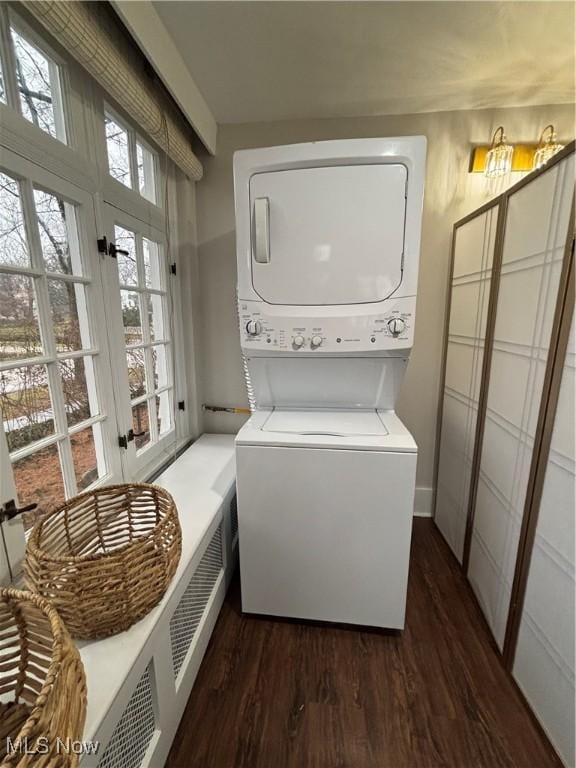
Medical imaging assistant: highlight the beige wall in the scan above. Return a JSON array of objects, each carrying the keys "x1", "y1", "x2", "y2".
[{"x1": 194, "y1": 103, "x2": 574, "y2": 503}]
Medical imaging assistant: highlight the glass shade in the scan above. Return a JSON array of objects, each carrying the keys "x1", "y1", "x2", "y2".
[
  {"x1": 533, "y1": 125, "x2": 564, "y2": 170},
  {"x1": 484, "y1": 127, "x2": 513, "y2": 178}
]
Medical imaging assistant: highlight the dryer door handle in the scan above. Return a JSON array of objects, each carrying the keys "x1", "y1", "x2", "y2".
[{"x1": 253, "y1": 197, "x2": 270, "y2": 264}]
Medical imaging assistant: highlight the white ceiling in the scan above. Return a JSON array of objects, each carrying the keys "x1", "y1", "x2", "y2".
[{"x1": 153, "y1": 1, "x2": 575, "y2": 125}]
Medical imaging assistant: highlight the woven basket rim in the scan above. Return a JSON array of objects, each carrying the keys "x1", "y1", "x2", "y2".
[
  {"x1": 27, "y1": 482, "x2": 177, "y2": 565},
  {"x1": 0, "y1": 588, "x2": 66, "y2": 727}
]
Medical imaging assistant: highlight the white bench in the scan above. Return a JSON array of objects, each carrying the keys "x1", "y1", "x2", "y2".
[{"x1": 78, "y1": 434, "x2": 237, "y2": 767}]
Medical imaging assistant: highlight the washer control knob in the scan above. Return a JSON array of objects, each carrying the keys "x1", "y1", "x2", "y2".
[
  {"x1": 293, "y1": 334, "x2": 305, "y2": 348},
  {"x1": 387, "y1": 317, "x2": 406, "y2": 337},
  {"x1": 310, "y1": 335, "x2": 323, "y2": 348},
  {"x1": 246, "y1": 320, "x2": 262, "y2": 336}
]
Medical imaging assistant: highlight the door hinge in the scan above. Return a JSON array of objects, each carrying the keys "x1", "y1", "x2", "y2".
[
  {"x1": 178, "y1": 400, "x2": 185, "y2": 411},
  {"x1": 98, "y1": 236, "x2": 129, "y2": 259},
  {"x1": 170, "y1": 263, "x2": 177, "y2": 275}
]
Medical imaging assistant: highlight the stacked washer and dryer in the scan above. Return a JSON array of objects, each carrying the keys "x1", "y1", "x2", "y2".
[{"x1": 233, "y1": 138, "x2": 426, "y2": 629}]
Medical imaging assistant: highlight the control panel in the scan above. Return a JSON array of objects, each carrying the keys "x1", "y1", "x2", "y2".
[{"x1": 238, "y1": 298, "x2": 415, "y2": 353}]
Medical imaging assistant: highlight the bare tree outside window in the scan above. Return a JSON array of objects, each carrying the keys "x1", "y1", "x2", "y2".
[
  {"x1": 0, "y1": 171, "x2": 30, "y2": 268},
  {"x1": 0, "y1": 162, "x2": 102, "y2": 515},
  {"x1": 104, "y1": 109, "x2": 158, "y2": 204},
  {"x1": 11, "y1": 27, "x2": 66, "y2": 142},
  {"x1": 105, "y1": 115, "x2": 132, "y2": 188}
]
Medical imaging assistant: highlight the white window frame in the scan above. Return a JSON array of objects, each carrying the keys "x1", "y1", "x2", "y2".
[
  {"x1": 99, "y1": 99, "x2": 163, "y2": 219},
  {"x1": 0, "y1": 11, "x2": 195, "y2": 526},
  {"x1": 0, "y1": 8, "x2": 97, "y2": 192},
  {"x1": 0, "y1": 149, "x2": 123, "y2": 506},
  {"x1": 1, "y1": 7, "x2": 72, "y2": 146},
  {"x1": 101, "y1": 203, "x2": 179, "y2": 481}
]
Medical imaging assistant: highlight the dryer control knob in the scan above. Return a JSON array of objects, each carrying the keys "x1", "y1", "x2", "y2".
[
  {"x1": 387, "y1": 317, "x2": 406, "y2": 336},
  {"x1": 293, "y1": 335, "x2": 305, "y2": 348},
  {"x1": 310, "y1": 335, "x2": 323, "y2": 348},
  {"x1": 246, "y1": 320, "x2": 262, "y2": 336}
]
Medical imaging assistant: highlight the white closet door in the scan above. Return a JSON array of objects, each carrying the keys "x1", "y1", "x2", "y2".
[
  {"x1": 513, "y1": 312, "x2": 575, "y2": 768},
  {"x1": 435, "y1": 205, "x2": 497, "y2": 561},
  {"x1": 468, "y1": 155, "x2": 574, "y2": 648}
]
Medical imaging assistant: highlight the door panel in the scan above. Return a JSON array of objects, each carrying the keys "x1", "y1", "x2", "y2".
[
  {"x1": 513, "y1": 314, "x2": 575, "y2": 767},
  {"x1": 249, "y1": 164, "x2": 407, "y2": 305},
  {"x1": 0, "y1": 151, "x2": 122, "y2": 528},
  {"x1": 102, "y1": 204, "x2": 176, "y2": 479},
  {"x1": 468, "y1": 155, "x2": 574, "y2": 649},
  {"x1": 435, "y1": 206, "x2": 497, "y2": 562}
]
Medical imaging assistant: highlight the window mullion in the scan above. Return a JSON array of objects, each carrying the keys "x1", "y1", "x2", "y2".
[
  {"x1": 128, "y1": 128, "x2": 139, "y2": 195},
  {"x1": 0, "y1": 6, "x2": 20, "y2": 114},
  {"x1": 48, "y1": 57, "x2": 67, "y2": 144},
  {"x1": 148, "y1": 391, "x2": 158, "y2": 444}
]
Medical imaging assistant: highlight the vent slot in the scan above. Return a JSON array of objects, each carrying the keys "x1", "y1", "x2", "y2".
[
  {"x1": 230, "y1": 495, "x2": 238, "y2": 545},
  {"x1": 98, "y1": 663, "x2": 156, "y2": 768},
  {"x1": 170, "y1": 524, "x2": 223, "y2": 678}
]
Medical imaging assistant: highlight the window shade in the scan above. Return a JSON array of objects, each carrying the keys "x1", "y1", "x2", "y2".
[{"x1": 22, "y1": 0, "x2": 203, "y2": 181}]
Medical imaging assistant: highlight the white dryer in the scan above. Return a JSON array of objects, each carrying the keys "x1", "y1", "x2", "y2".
[{"x1": 233, "y1": 137, "x2": 426, "y2": 629}]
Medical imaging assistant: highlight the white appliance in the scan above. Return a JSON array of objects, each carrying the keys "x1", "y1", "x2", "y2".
[{"x1": 234, "y1": 137, "x2": 426, "y2": 629}]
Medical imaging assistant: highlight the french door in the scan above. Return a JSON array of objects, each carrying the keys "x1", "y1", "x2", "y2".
[
  {"x1": 0, "y1": 149, "x2": 122, "y2": 519},
  {"x1": 101, "y1": 203, "x2": 177, "y2": 480}
]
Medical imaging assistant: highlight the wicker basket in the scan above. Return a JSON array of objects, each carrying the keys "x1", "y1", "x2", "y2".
[
  {"x1": 0, "y1": 588, "x2": 86, "y2": 768},
  {"x1": 25, "y1": 484, "x2": 182, "y2": 640}
]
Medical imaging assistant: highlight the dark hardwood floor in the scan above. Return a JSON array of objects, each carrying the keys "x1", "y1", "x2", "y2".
[{"x1": 166, "y1": 519, "x2": 561, "y2": 768}]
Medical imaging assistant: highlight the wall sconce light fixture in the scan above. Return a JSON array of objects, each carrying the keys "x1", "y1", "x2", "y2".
[
  {"x1": 533, "y1": 125, "x2": 564, "y2": 170},
  {"x1": 470, "y1": 125, "x2": 566, "y2": 176},
  {"x1": 484, "y1": 126, "x2": 513, "y2": 178}
]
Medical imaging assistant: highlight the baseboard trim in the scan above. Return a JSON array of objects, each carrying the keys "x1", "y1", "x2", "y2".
[{"x1": 414, "y1": 487, "x2": 434, "y2": 517}]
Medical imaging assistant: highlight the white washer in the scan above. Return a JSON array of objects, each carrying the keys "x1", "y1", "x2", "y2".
[
  {"x1": 233, "y1": 138, "x2": 426, "y2": 629},
  {"x1": 236, "y1": 409, "x2": 417, "y2": 628}
]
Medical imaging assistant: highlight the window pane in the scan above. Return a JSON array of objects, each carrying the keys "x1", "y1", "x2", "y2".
[
  {"x1": 147, "y1": 294, "x2": 165, "y2": 342},
  {"x1": 71, "y1": 425, "x2": 103, "y2": 492},
  {"x1": 48, "y1": 279, "x2": 90, "y2": 352},
  {"x1": 126, "y1": 348, "x2": 146, "y2": 399},
  {"x1": 121, "y1": 290, "x2": 142, "y2": 345},
  {"x1": 132, "y1": 402, "x2": 150, "y2": 451},
  {"x1": 142, "y1": 237, "x2": 161, "y2": 288},
  {"x1": 0, "y1": 171, "x2": 29, "y2": 268},
  {"x1": 114, "y1": 226, "x2": 137, "y2": 285},
  {"x1": 105, "y1": 115, "x2": 131, "y2": 188},
  {"x1": 11, "y1": 28, "x2": 66, "y2": 143},
  {"x1": 34, "y1": 189, "x2": 81, "y2": 275},
  {"x1": 12, "y1": 443, "x2": 65, "y2": 517},
  {"x1": 59, "y1": 356, "x2": 97, "y2": 427},
  {"x1": 156, "y1": 390, "x2": 172, "y2": 436},
  {"x1": 152, "y1": 344, "x2": 169, "y2": 390},
  {"x1": 0, "y1": 274, "x2": 42, "y2": 360},
  {"x1": 137, "y1": 141, "x2": 156, "y2": 204},
  {"x1": 0, "y1": 364, "x2": 54, "y2": 452}
]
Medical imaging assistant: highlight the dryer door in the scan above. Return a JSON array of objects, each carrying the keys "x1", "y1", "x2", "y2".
[{"x1": 249, "y1": 163, "x2": 407, "y2": 306}]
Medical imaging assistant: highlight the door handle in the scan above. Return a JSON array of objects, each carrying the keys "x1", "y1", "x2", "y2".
[
  {"x1": 253, "y1": 197, "x2": 270, "y2": 264},
  {"x1": 0, "y1": 499, "x2": 37, "y2": 522}
]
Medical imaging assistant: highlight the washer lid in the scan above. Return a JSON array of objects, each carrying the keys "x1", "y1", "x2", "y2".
[{"x1": 262, "y1": 409, "x2": 388, "y2": 437}]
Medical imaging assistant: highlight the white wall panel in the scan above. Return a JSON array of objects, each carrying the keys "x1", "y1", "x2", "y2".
[
  {"x1": 468, "y1": 155, "x2": 574, "y2": 649},
  {"x1": 513, "y1": 316, "x2": 575, "y2": 767},
  {"x1": 435, "y1": 207, "x2": 496, "y2": 561}
]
